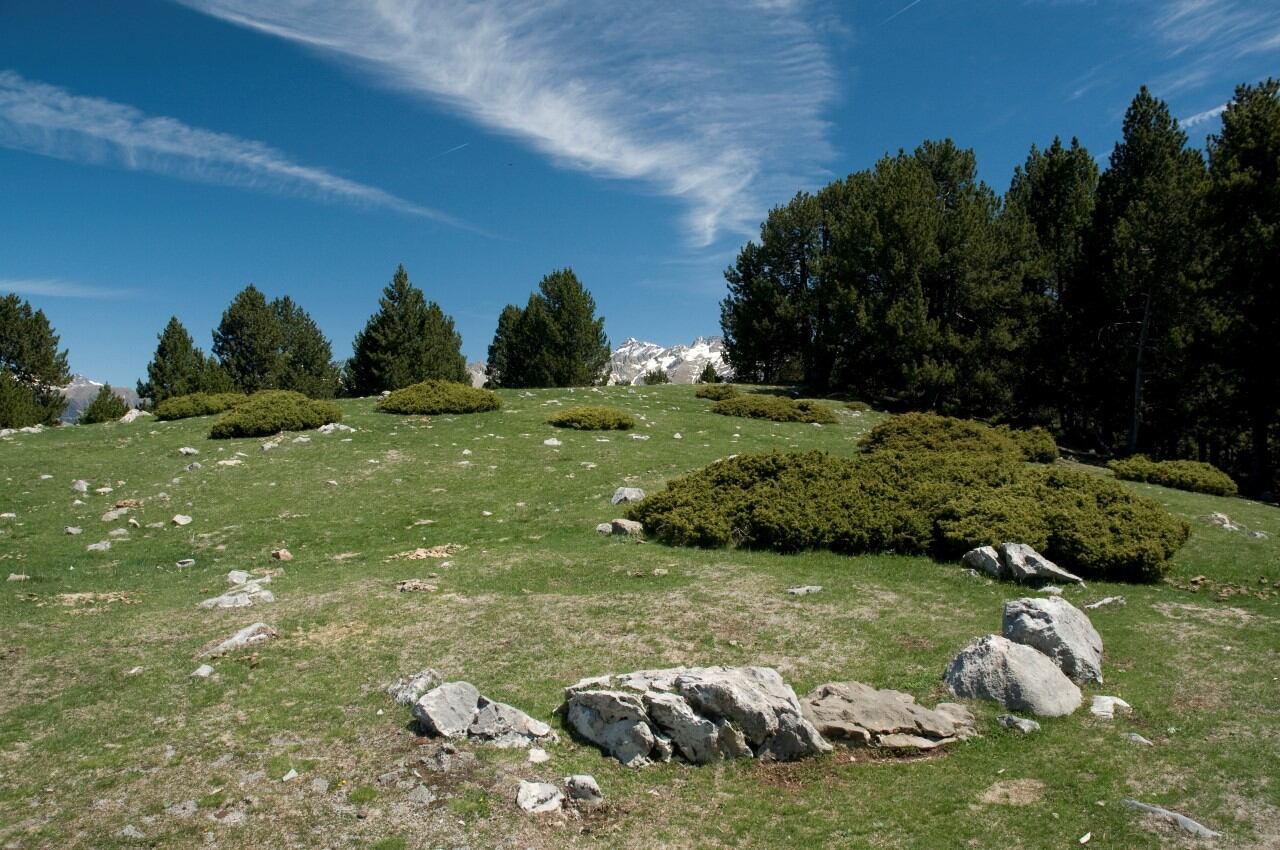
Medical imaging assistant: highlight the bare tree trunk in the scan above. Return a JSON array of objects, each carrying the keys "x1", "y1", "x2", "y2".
[{"x1": 1128, "y1": 292, "x2": 1152, "y2": 456}]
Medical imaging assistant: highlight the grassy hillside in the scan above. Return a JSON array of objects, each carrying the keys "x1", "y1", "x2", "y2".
[{"x1": 1, "y1": 385, "x2": 1276, "y2": 849}]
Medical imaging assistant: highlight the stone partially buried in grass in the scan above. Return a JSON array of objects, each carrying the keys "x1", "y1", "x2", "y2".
[
  {"x1": 800, "y1": 681, "x2": 976, "y2": 750},
  {"x1": 561, "y1": 666, "x2": 830, "y2": 768},
  {"x1": 411, "y1": 681, "x2": 556, "y2": 749}
]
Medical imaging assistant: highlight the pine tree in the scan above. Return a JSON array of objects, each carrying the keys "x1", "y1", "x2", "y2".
[
  {"x1": 79, "y1": 384, "x2": 128, "y2": 424},
  {"x1": 1206, "y1": 79, "x2": 1280, "y2": 495},
  {"x1": 137, "y1": 317, "x2": 207, "y2": 403},
  {"x1": 212, "y1": 285, "x2": 282, "y2": 393},
  {"x1": 273, "y1": 295, "x2": 340, "y2": 398},
  {"x1": 485, "y1": 270, "x2": 609, "y2": 388},
  {"x1": 344, "y1": 265, "x2": 466, "y2": 396},
  {"x1": 0, "y1": 293, "x2": 70, "y2": 427},
  {"x1": 642, "y1": 368, "x2": 670, "y2": 385},
  {"x1": 1072, "y1": 86, "x2": 1208, "y2": 455},
  {"x1": 697, "y1": 362, "x2": 720, "y2": 383}
]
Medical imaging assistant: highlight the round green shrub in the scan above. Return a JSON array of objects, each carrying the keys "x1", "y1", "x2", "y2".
[
  {"x1": 154, "y1": 392, "x2": 246, "y2": 421},
  {"x1": 861, "y1": 412, "x2": 1020, "y2": 458},
  {"x1": 546, "y1": 405, "x2": 636, "y2": 430},
  {"x1": 844, "y1": 400, "x2": 871, "y2": 412},
  {"x1": 208, "y1": 390, "x2": 342, "y2": 439},
  {"x1": 376, "y1": 380, "x2": 501, "y2": 415},
  {"x1": 996, "y1": 425, "x2": 1059, "y2": 463},
  {"x1": 629, "y1": 417, "x2": 1190, "y2": 581},
  {"x1": 711, "y1": 394, "x2": 837, "y2": 424},
  {"x1": 78, "y1": 385, "x2": 129, "y2": 424},
  {"x1": 1108, "y1": 455, "x2": 1238, "y2": 497},
  {"x1": 695, "y1": 384, "x2": 739, "y2": 401}
]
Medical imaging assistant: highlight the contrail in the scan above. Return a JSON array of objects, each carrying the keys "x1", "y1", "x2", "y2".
[
  {"x1": 425, "y1": 142, "x2": 469, "y2": 162},
  {"x1": 885, "y1": 0, "x2": 925, "y2": 24}
]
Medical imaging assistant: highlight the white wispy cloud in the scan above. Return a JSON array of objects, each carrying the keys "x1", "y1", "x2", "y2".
[
  {"x1": 0, "y1": 278, "x2": 138, "y2": 299},
  {"x1": 177, "y1": 0, "x2": 837, "y2": 247},
  {"x1": 1179, "y1": 102, "x2": 1227, "y2": 128},
  {"x1": 1153, "y1": 0, "x2": 1280, "y2": 95},
  {"x1": 0, "y1": 69, "x2": 471, "y2": 229}
]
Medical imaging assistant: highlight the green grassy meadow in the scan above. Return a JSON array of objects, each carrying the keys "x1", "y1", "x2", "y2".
[{"x1": 0, "y1": 385, "x2": 1277, "y2": 849}]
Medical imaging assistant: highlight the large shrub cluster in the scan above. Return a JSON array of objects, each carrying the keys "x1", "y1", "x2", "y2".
[
  {"x1": 711, "y1": 394, "x2": 837, "y2": 424},
  {"x1": 154, "y1": 392, "x2": 247, "y2": 421},
  {"x1": 547, "y1": 405, "x2": 636, "y2": 430},
  {"x1": 695, "y1": 384, "x2": 739, "y2": 401},
  {"x1": 377, "y1": 379, "x2": 501, "y2": 415},
  {"x1": 628, "y1": 413, "x2": 1189, "y2": 581},
  {"x1": 996, "y1": 425, "x2": 1059, "y2": 463},
  {"x1": 208, "y1": 390, "x2": 342, "y2": 438},
  {"x1": 1108, "y1": 455, "x2": 1238, "y2": 497}
]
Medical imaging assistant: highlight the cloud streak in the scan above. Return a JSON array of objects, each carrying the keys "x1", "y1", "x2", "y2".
[
  {"x1": 1152, "y1": 0, "x2": 1280, "y2": 96},
  {"x1": 0, "y1": 278, "x2": 138, "y2": 300},
  {"x1": 177, "y1": 0, "x2": 836, "y2": 247},
  {"x1": 0, "y1": 69, "x2": 472, "y2": 229},
  {"x1": 1179, "y1": 102, "x2": 1227, "y2": 128}
]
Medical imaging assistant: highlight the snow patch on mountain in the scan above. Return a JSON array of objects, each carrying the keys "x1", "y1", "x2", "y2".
[{"x1": 607, "y1": 336, "x2": 731, "y2": 385}]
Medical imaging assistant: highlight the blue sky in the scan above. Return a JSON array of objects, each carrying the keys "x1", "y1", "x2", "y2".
[{"x1": 2, "y1": 0, "x2": 1277, "y2": 387}]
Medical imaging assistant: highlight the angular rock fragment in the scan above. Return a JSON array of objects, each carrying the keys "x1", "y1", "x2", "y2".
[
  {"x1": 564, "y1": 774, "x2": 603, "y2": 807},
  {"x1": 197, "y1": 622, "x2": 278, "y2": 658},
  {"x1": 517, "y1": 780, "x2": 562, "y2": 814},
  {"x1": 944, "y1": 634, "x2": 1082, "y2": 717},
  {"x1": 610, "y1": 519, "x2": 643, "y2": 537},
  {"x1": 997, "y1": 714, "x2": 1041, "y2": 734},
  {"x1": 562, "y1": 666, "x2": 829, "y2": 768},
  {"x1": 1089, "y1": 695, "x2": 1131, "y2": 720},
  {"x1": 411, "y1": 682, "x2": 555, "y2": 749},
  {"x1": 386, "y1": 668, "x2": 442, "y2": 706},
  {"x1": 960, "y1": 543, "x2": 1083, "y2": 584},
  {"x1": 1002, "y1": 597, "x2": 1103, "y2": 684},
  {"x1": 610, "y1": 487, "x2": 646, "y2": 505},
  {"x1": 801, "y1": 681, "x2": 976, "y2": 750}
]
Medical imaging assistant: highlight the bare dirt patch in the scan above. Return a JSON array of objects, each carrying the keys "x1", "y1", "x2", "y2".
[{"x1": 979, "y1": 778, "x2": 1045, "y2": 806}]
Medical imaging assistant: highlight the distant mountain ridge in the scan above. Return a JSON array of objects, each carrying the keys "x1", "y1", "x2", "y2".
[
  {"x1": 464, "y1": 336, "x2": 731, "y2": 387},
  {"x1": 606, "y1": 336, "x2": 730, "y2": 385},
  {"x1": 59, "y1": 376, "x2": 141, "y2": 423}
]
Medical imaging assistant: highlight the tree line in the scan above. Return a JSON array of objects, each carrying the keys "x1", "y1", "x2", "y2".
[
  {"x1": 1, "y1": 264, "x2": 612, "y2": 428},
  {"x1": 721, "y1": 80, "x2": 1279, "y2": 497}
]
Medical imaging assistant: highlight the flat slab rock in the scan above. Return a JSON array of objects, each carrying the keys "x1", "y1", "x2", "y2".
[
  {"x1": 412, "y1": 681, "x2": 556, "y2": 749},
  {"x1": 800, "y1": 681, "x2": 976, "y2": 750},
  {"x1": 963, "y1": 543, "x2": 1083, "y2": 584},
  {"x1": 561, "y1": 665, "x2": 830, "y2": 768},
  {"x1": 1002, "y1": 597, "x2": 1103, "y2": 684},
  {"x1": 197, "y1": 622, "x2": 277, "y2": 658},
  {"x1": 944, "y1": 634, "x2": 1082, "y2": 717}
]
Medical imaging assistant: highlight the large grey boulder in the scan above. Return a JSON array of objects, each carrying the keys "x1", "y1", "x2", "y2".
[
  {"x1": 960, "y1": 543, "x2": 1083, "y2": 584},
  {"x1": 943, "y1": 634, "x2": 1082, "y2": 717},
  {"x1": 1002, "y1": 597, "x2": 1103, "y2": 684},
  {"x1": 610, "y1": 487, "x2": 646, "y2": 505},
  {"x1": 561, "y1": 666, "x2": 829, "y2": 768},
  {"x1": 411, "y1": 682, "x2": 555, "y2": 748},
  {"x1": 801, "y1": 681, "x2": 977, "y2": 750}
]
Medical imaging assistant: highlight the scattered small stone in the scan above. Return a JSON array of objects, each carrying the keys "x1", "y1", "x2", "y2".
[
  {"x1": 108, "y1": 528, "x2": 130, "y2": 539},
  {"x1": 543, "y1": 437, "x2": 562, "y2": 447},
  {"x1": 119, "y1": 824, "x2": 145, "y2": 839},
  {"x1": 673, "y1": 433, "x2": 682, "y2": 440},
  {"x1": 281, "y1": 768, "x2": 298, "y2": 782},
  {"x1": 1248, "y1": 530, "x2": 1268, "y2": 539},
  {"x1": 1207, "y1": 512, "x2": 1240, "y2": 531},
  {"x1": 611, "y1": 487, "x2": 646, "y2": 505},
  {"x1": 261, "y1": 441, "x2": 279, "y2": 452},
  {"x1": 1125, "y1": 732, "x2": 1154, "y2": 746},
  {"x1": 1090, "y1": 695, "x2": 1132, "y2": 720},
  {"x1": 186, "y1": 462, "x2": 202, "y2": 472},
  {"x1": 87, "y1": 540, "x2": 112, "y2": 552},
  {"x1": 595, "y1": 522, "x2": 613, "y2": 535},
  {"x1": 786, "y1": 585, "x2": 823, "y2": 596},
  {"x1": 119, "y1": 408, "x2": 151, "y2": 423},
  {"x1": 1121, "y1": 799, "x2": 1220, "y2": 838},
  {"x1": 564, "y1": 774, "x2": 604, "y2": 807},
  {"x1": 528, "y1": 747, "x2": 550, "y2": 764},
  {"x1": 179, "y1": 447, "x2": 199, "y2": 456},
  {"x1": 39, "y1": 473, "x2": 53, "y2": 480},
  {"x1": 7, "y1": 573, "x2": 29, "y2": 582},
  {"x1": 217, "y1": 459, "x2": 242, "y2": 467},
  {"x1": 392, "y1": 544, "x2": 461, "y2": 560},
  {"x1": 317, "y1": 422, "x2": 354, "y2": 434},
  {"x1": 176, "y1": 558, "x2": 195, "y2": 568},
  {"x1": 197, "y1": 622, "x2": 278, "y2": 658},
  {"x1": 481, "y1": 510, "x2": 493, "y2": 517},
  {"x1": 172, "y1": 514, "x2": 193, "y2": 526},
  {"x1": 310, "y1": 778, "x2": 329, "y2": 794},
  {"x1": 72, "y1": 479, "x2": 89, "y2": 493},
  {"x1": 125, "y1": 666, "x2": 144, "y2": 676},
  {"x1": 166, "y1": 799, "x2": 198, "y2": 818},
  {"x1": 95, "y1": 486, "x2": 113, "y2": 494},
  {"x1": 396, "y1": 579, "x2": 438, "y2": 593},
  {"x1": 610, "y1": 518, "x2": 643, "y2": 537},
  {"x1": 326, "y1": 479, "x2": 338, "y2": 486},
  {"x1": 271, "y1": 548, "x2": 292, "y2": 562},
  {"x1": 128, "y1": 517, "x2": 140, "y2": 528},
  {"x1": 1038, "y1": 585, "x2": 1063, "y2": 596},
  {"x1": 101, "y1": 508, "x2": 129, "y2": 522},
  {"x1": 517, "y1": 780, "x2": 563, "y2": 814},
  {"x1": 198, "y1": 573, "x2": 274, "y2": 609},
  {"x1": 630, "y1": 434, "x2": 650, "y2": 441},
  {"x1": 997, "y1": 714, "x2": 1041, "y2": 734},
  {"x1": 1084, "y1": 596, "x2": 1125, "y2": 610},
  {"x1": 292, "y1": 435, "x2": 311, "y2": 444},
  {"x1": 190, "y1": 664, "x2": 214, "y2": 679},
  {"x1": 386, "y1": 668, "x2": 443, "y2": 706},
  {"x1": 406, "y1": 784, "x2": 435, "y2": 804}
]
